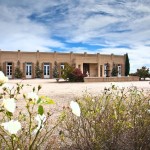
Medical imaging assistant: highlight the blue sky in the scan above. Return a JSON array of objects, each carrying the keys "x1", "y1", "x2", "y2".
[{"x1": 0, "y1": 0, "x2": 150, "y2": 73}]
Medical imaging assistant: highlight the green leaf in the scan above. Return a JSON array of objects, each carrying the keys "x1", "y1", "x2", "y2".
[
  {"x1": 37, "y1": 98, "x2": 42, "y2": 104},
  {"x1": 38, "y1": 85, "x2": 42, "y2": 91},
  {"x1": 0, "y1": 109, "x2": 4, "y2": 112},
  {"x1": 23, "y1": 94, "x2": 26, "y2": 99},
  {"x1": 6, "y1": 111, "x2": 13, "y2": 117},
  {"x1": 39, "y1": 96, "x2": 55, "y2": 104},
  {"x1": 38, "y1": 105, "x2": 44, "y2": 115},
  {"x1": 45, "y1": 98, "x2": 55, "y2": 104},
  {"x1": 33, "y1": 87, "x2": 35, "y2": 92}
]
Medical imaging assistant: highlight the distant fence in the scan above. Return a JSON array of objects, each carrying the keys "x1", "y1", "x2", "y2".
[{"x1": 84, "y1": 76, "x2": 139, "y2": 82}]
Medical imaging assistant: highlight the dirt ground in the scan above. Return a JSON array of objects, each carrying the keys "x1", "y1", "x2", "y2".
[
  {"x1": 7, "y1": 79, "x2": 150, "y2": 109},
  {"x1": 1, "y1": 79, "x2": 150, "y2": 149}
]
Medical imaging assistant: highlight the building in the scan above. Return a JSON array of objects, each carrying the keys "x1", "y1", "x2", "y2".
[{"x1": 0, "y1": 50, "x2": 126, "y2": 79}]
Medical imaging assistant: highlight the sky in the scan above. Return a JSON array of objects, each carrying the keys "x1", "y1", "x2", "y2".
[{"x1": 0, "y1": 0, "x2": 150, "y2": 73}]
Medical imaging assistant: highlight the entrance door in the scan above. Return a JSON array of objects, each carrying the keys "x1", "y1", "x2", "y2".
[
  {"x1": 6, "y1": 62, "x2": 12, "y2": 78},
  {"x1": 44, "y1": 64, "x2": 50, "y2": 78},
  {"x1": 26, "y1": 63, "x2": 32, "y2": 78},
  {"x1": 60, "y1": 63, "x2": 65, "y2": 76},
  {"x1": 104, "y1": 63, "x2": 110, "y2": 77},
  {"x1": 104, "y1": 64, "x2": 107, "y2": 77},
  {"x1": 118, "y1": 65, "x2": 121, "y2": 77},
  {"x1": 83, "y1": 63, "x2": 90, "y2": 76}
]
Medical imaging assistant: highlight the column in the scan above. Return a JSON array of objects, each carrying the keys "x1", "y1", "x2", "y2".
[
  {"x1": 50, "y1": 62, "x2": 52, "y2": 79},
  {"x1": 97, "y1": 53, "x2": 100, "y2": 77},
  {"x1": 98, "y1": 63, "x2": 100, "y2": 77},
  {"x1": 32, "y1": 63, "x2": 34, "y2": 79},
  {"x1": 81, "y1": 63, "x2": 83, "y2": 74}
]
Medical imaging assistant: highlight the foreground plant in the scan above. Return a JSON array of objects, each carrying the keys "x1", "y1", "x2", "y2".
[
  {"x1": 0, "y1": 71, "x2": 62, "y2": 149},
  {"x1": 61, "y1": 85, "x2": 150, "y2": 150}
]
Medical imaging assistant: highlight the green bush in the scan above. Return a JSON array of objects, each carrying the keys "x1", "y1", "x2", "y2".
[
  {"x1": 61, "y1": 63, "x2": 74, "y2": 80},
  {"x1": 111, "y1": 64, "x2": 118, "y2": 76},
  {"x1": 0, "y1": 71, "x2": 62, "y2": 149},
  {"x1": 136, "y1": 66, "x2": 149, "y2": 80},
  {"x1": 68, "y1": 68, "x2": 85, "y2": 82},
  {"x1": 61, "y1": 86, "x2": 150, "y2": 150},
  {"x1": 61, "y1": 63, "x2": 84, "y2": 82},
  {"x1": 35, "y1": 61, "x2": 43, "y2": 78},
  {"x1": 53, "y1": 61, "x2": 59, "y2": 78},
  {"x1": 14, "y1": 67, "x2": 23, "y2": 78}
]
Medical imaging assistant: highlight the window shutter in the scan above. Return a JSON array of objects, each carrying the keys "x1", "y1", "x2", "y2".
[
  {"x1": 12, "y1": 62, "x2": 14, "y2": 79},
  {"x1": 23, "y1": 63, "x2": 25, "y2": 79},
  {"x1": 50, "y1": 62, "x2": 52, "y2": 79},
  {"x1": 3, "y1": 62, "x2": 6, "y2": 75},
  {"x1": 41, "y1": 63, "x2": 44, "y2": 79},
  {"x1": 32, "y1": 63, "x2": 34, "y2": 79}
]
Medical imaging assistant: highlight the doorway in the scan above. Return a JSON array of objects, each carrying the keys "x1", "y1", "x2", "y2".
[
  {"x1": 83, "y1": 63, "x2": 90, "y2": 76},
  {"x1": 6, "y1": 62, "x2": 12, "y2": 78},
  {"x1": 44, "y1": 63, "x2": 50, "y2": 78},
  {"x1": 118, "y1": 65, "x2": 121, "y2": 77},
  {"x1": 26, "y1": 63, "x2": 32, "y2": 78}
]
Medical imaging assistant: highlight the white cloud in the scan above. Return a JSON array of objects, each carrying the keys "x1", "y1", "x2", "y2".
[
  {"x1": 0, "y1": 2, "x2": 65, "y2": 51},
  {"x1": 0, "y1": 0, "x2": 150, "y2": 72},
  {"x1": 99, "y1": 45, "x2": 150, "y2": 73}
]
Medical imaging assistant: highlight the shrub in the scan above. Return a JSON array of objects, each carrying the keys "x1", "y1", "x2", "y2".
[
  {"x1": 111, "y1": 64, "x2": 118, "y2": 76},
  {"x1": 61, "y1": 63, "x2": 85, "y2": 82},
  {"x1": 14, "y1": 67, "x2": 23, "y2": 78},
  {"x1": 35, "y1": 61, "x2": 43, "y2": 78},
  {"x1": 125, "y1": 53, "x2": 130, "y2": 76},
  {"x1": 0, "y1": 71, "x2": 62, "y2": 149},
  {"x1": 136, "y1": 66, "x2": 149, "y2": 80},
  {"x1": 14, "y1": 60, "x2": 23, "y2": 79},
  {"x1": 68, "y1": 68, "x2": 85, "y2": 82},
  {"x1": 61, "y1": 63, "x2": 74, "y2": 80},
  {"x1": 61, "y1": 86, "x2": 150, "y2": 150},
  {"x1": 53, "y1": 61, "x2": 59, "y2": 78}
]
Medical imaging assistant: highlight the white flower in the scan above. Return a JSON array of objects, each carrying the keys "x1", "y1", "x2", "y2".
[
  {"x1": 92, "y1": 99, "x2": 95, "y2": 102},
  {"x1": 1, "y1": 120, "x2": 21, "y2": 134},
  {"x1": 70, "y1": 101, "x2": 81, "y2": 117},
  {"x1": 148, "y1": 109, "x2": 150, "y2": 114},
  {"x1": 32, "y1": 114, "x2": 46, "y2": 134},
  {"x1": 0, "y1": 71, "x2": 8, "y2": 85},
  {"x1": 2, "y1": 83, "x2": 14, "y2": 90},
  {"x1": 3, "y1": 98, "x2": 16, "y2": 113},
  {"x1": 35, "y1": 114, "x2": 46, "y2": 125},
  {"x1": 27, "y1": 92, "x2": 39, "y2": 103},
  {"x1": 100, "y1": 106, "x2": 105, "y2": 113}
]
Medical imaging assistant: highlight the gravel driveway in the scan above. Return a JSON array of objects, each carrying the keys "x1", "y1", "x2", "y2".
[{"x1": 8, "y1": 79, "x2": 150, "y2": 108}]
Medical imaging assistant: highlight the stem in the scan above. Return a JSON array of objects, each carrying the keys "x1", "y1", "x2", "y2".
[
  {"x1": 38, "y1": 118, "x2": 62, "y2": 146},
  {"x1": 11, "y1": 136, "x2": 15, "y2": 150},
  {"x1": 26, "y1": 103, "x2": 32, "y2": 143},
  {"x1": 29, "y1": 124, "x2": 41, "y2": 150},
  {"x1": 0, "y1": 133, "x2": 11, "y2": 149}
]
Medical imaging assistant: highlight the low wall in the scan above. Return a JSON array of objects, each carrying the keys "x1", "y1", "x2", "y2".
[{"x1": 84, "y1": 76, "x2": 139, "y2": 82}]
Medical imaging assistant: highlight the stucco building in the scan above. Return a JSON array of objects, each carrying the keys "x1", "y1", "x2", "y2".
[{"x1": 0, "y1": 50, "x2": 126, "y2": 79}]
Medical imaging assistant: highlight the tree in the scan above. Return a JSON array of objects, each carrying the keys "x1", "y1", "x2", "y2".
[
  {"x1": 61, "y1": 63, "x2": 84, "y2": 82},
  {"x1": 68, "y1": 68, "x2": 85, "y2": 82},
  {"x1": 14, "y1": 67, "x2": 23, "y2": 78},
  {"x1": 136, "y1": 66, "x2": 149, "y2": 80},
  {"x1": 53, "y1": 61, "x2": 59, "y2": 78},
  {"x1": 35, "y1": 61, "x2": 43, "y2": 78},
  {"x1": 125, "y1": 53, "x2": 130, "y2": 76},
  {"x1": 14, "y1": 61, "x2": 23, "y2": 78},
  {"x1": 61, "y1": 63, "x2": 74, "y2": 80},
  {"x1": 111, "y1": 64, "x2": 118, "y2": 76}
]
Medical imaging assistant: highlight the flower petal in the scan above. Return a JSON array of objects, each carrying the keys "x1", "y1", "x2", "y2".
[{"x1": 70, "y1": 101, "x2": 81, "y2": 117}]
